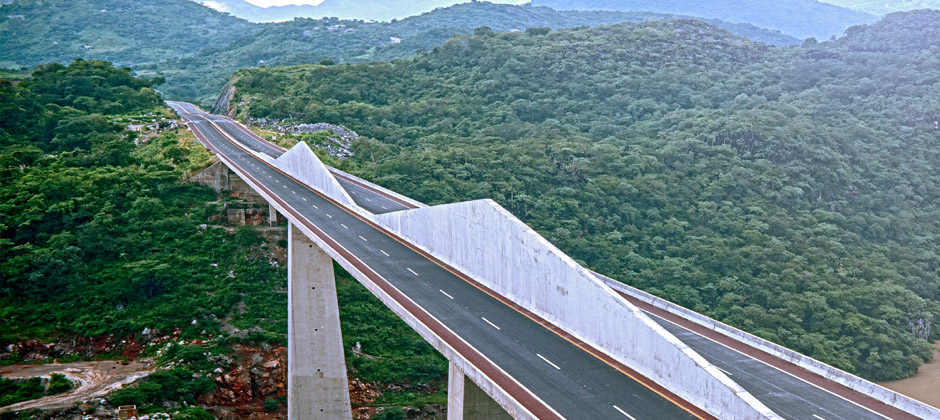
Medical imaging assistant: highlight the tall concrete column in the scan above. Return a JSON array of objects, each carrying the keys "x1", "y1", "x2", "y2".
[
  {"x1": 269, "y1": 203, "x2": 278, "y2": 226},
  {"x1": 447, "y1": 362, "x2": 512, "y2": 420},
  {"x1": 288, "y1": 222, "x2": 352, "y2": 420}
]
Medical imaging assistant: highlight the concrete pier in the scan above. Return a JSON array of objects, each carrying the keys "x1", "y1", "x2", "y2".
[
  {"x1": 269, "y1": 203, "x2": 278, "y2": 226},
  {"x1": 447, "y1": 362, "x2": 512, "y2": 420},
  {"x1": 287, "y1": 222, "x2": 352, "y2": 420}
]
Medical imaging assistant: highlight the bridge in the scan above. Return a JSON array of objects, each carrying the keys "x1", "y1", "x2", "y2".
[{"x1": 166, "y1": 102, "x2": 938, "y2": 420}]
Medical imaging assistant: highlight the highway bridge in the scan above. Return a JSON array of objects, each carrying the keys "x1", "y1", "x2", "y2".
[{"x1": 167, "y1": 102, "x2": 938, "y2": 420}]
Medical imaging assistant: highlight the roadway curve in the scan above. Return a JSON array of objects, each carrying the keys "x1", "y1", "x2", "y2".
[{"x1": 169, "y1": 102, "x2": 923, "y2": 420}]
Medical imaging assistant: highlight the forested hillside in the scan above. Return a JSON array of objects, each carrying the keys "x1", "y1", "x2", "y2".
[
  {"x1": 0, "y1": 60, "x2": 448, "y2": 415},
  {"x1": 823, "y1": 0, "x2": 940, "y2": 15},
  {"x1": 147, "y1": 2, "x2": 797, "y2": 105},
  {"x1": 219, "y1": 11, "x2": 940, "y2": 381},
  {"x1": 2, "y1": 0, "x2": 797, "y2": 107},
  {"x1": 532, "y1": 0, "x2": 877, "y2": 39},
  {"x1": 0, "y1": 0, "x2": 256, "y2": 69}
]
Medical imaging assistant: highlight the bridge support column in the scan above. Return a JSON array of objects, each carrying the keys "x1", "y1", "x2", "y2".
[
  {"x1": 288, "y1": 222, "x2": 352, "y2": 420},
  {"x1": 269, "y1": 203, "x2": 278, "y2": 226},
  {"x1": 447, "y1": 362, "x2": 512, "y2": 420}
]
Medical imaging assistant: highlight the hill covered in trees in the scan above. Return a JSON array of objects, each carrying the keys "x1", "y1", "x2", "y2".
[
  {"x1": 532, "y1": 0, "x2": 877, "y2": 39},
  {"x1": 0, "y1": 0, "x2": 255, "y2": 69},
  {"x1": 216, "y1": 11, "x2": 940, "y2": 381},
  {"x1": 2, "y1": 1, "x2": 798, "y2": 106},
  {"x1": 823, "y1": 0, "x2": 940, "y2": 15},
  {"x1": 144, "y1": 2, "x2": 798, "y2": 105},
  {"x1": 0, "y1": 60, "x2": 448, "y2": 415}
]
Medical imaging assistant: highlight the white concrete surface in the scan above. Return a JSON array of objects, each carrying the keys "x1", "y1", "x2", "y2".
[
  {"x1": 288, "y1": 222, "x2": 352, "y2": 420},
  {"x1": 375, "y1": 199, "x2": 782, "y2": 420},
  {"x1": 328, "y1": 167, "x2": 428, "y2": 208},
  {"x1": 448, "y1": 362, "x2": 513, "y2": 420},
  {"x1": 275, "y1": 142, "x2": 358, "y2": 209},
  {"x1": 595, "y1": 271, "x2": 940, "y2": 420}
]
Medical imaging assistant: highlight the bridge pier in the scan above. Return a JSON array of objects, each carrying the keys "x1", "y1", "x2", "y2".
[
  {"x1": 269, "y1": 203, "x2": 278, "y2": 226},
  {"x1": 287, "y1": 222, "x2": 352, "y2": 420},
  {"x1": 447, "y1": 362, "x2": 512, "y2": 420}
]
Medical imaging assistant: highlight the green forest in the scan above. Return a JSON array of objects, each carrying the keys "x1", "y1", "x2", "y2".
[
  {"x1": 0, "y1": 60, "x2": 447, "y2": 412},
  {"x1": 221, "y1": 11, "x2": 940, "y2": 381},
  {"x1": 1, "y1": 0, "x2": 797, "y2": 106}
]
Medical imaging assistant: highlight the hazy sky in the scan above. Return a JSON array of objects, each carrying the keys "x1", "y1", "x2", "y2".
[
  {"x1": 244, "y1": 0, "x2": 324, "y2": 5},
  {"x1": 243, "y1": 0, "x2": 528, "y2": 7}
]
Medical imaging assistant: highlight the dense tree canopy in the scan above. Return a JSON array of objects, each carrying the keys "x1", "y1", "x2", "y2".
[{"x1": 224, "y1": 12, "x2": 940, "y2": 381}]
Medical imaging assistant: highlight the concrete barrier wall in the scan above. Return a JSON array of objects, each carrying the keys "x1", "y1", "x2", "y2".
[
  {"x1": 273, "y1": 142, "x2": 358, "y2": 209},
  {"x1": 327, "y1": 167, "x2": 428, "y2": 209},
  {"x1": 374, "y1": 199, "x2": 781, "y2": 420},
  {"x1": 595, "y1": 272, "x2": 940, "y2": 420}
]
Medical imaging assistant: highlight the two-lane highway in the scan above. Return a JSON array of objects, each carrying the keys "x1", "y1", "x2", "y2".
[{"x1": 169, "y1": 102, "x2": 707, "y2": 420}]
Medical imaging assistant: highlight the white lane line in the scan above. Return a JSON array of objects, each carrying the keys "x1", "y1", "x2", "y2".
[
  {"x1": 351, "y1": 191, "x2": 357, "y2": 195},
  {"x1": 813, "y1": 415, "x2": 827, "y2": 420},
  {"x1": 326, "y1": 214, "x2": 332, "y2": 219},
  {"x1": 381, "y1": 205, "x2": 389, "y2": 210},
  {"x1": 358, "y1": 235, "x2": 367, "y2": 242},
  {"x1": 439, "y1": 289, "x2": 454, "y2": 299},
  {"x1": 365, "y1": 197, "x2": 372, "y2": 202},
  {"x1": 283, "y1": 185, "x2": 287, "y2": 188},
  {"x1": 407, "y1": 268, "x2": 419, "y2": 276},
  {"x1": 292, "y1": 190, "x2": 296, "y2": 194},
  {"x1": 536, "y1": 354, "x2": 561, "y2": 370},
  {"x1": 612, "y1": 405, "x2": 637, "y2": 420},
  {"x1": 380, "y1": 250, "x2": 390, "y2": 257},
  {"x1": 275, "y1": 179, "x2": 279, "y2": 183},
  {"x1": 718, "y1": 367, "x2": 733, "y2": 376},
  {"x1": 302, "y1": 197, "x2": 307, "y2": 201},
  {"x1": 481, "y1": 317, "x2": 501, "y2": 330},
  {"x1": 341, "y1": 224, "x2": 348, "y2": 229},
  {"x1": 313, "y1": 205, "x2": 319, "y2": 209}
]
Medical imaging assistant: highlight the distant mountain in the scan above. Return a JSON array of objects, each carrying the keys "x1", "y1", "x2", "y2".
[
  {"x1": 195, "y1": 0, "x2": 528, "y2": 22},
  {"x1": 822, "y1": 0, "x2": 940, "y2": 15},
  {"x1": 142, "y1": 2, "x2": 798, "y2": 105},
  {"x1": 0, "y1": 0, "x2": 256, "y2": 69},
  {"x1": 531, "y1": 0, "x2": 878, "y2": 39}
]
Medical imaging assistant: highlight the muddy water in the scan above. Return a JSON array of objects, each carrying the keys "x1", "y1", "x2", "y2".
[
  {"x1": 877, "y1": 341, "x2": 940, "y2": 409},
  {"x1": 0, "y1": 360, "x2": 153, "y2": 411}
]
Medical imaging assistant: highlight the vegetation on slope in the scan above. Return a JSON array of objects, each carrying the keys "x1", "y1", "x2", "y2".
[
  {"x1": 532, "y1": 0, "x2": 877, "y2": 39},
  {"x1": 0, "y1": 60, "x2": 447, "y2": 413},
  {"x1": 221, "y1": 12, "x2": 940, "y2": 381},
  {"x1": 822, "y1": 0, "x2": 940, "y2": 15},
  {"x1": 0, "y1": 0, "x2": 257, "y2": 69},
  {"x1": 2, "y1": 0, "x2": 797, "y2": 107}
]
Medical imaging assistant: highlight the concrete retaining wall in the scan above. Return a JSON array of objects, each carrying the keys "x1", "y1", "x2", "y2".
[
  {"x1": 374, "y1": 199, "x2": 781, "y2": 420},
  {"x1": 595, "y1": 272, "x2": 940, "y2": 420},
  {"x1": 273, "y1": 142, "x2": 357, "y2": 209}
]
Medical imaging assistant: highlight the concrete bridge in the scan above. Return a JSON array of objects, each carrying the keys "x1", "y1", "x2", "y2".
[{"x1": 167, "y1": 102, "x2": 939, "y2": 420}]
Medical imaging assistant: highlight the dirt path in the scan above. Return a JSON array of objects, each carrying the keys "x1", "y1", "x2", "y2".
[
  {"x1": 877, "y1": 341, "x2": 940, "y2": 409},
  {"x1": 0, "y1": 360, "x2": 154, "y2": 411}
]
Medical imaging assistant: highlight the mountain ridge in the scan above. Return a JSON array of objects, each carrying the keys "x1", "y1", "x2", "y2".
[{"x1": 531, "y1": 0, "x2": 877, "y2": 39}]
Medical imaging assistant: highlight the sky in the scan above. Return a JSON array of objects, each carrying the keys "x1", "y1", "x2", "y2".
[
  {"x1": 243, "y1": 0, "x2": 528, "y2": 7},
  {"x1": 244, "y1": 0, "x2": 324, "y2": 5}
]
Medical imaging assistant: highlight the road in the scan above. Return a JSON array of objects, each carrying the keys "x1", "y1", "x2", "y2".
[
  {"x1": 169, "y1": 102, "x2": 920, "y2": 420},
  {"x1": 169, "y1": 103, "x2": 706, "y2": 420}
]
